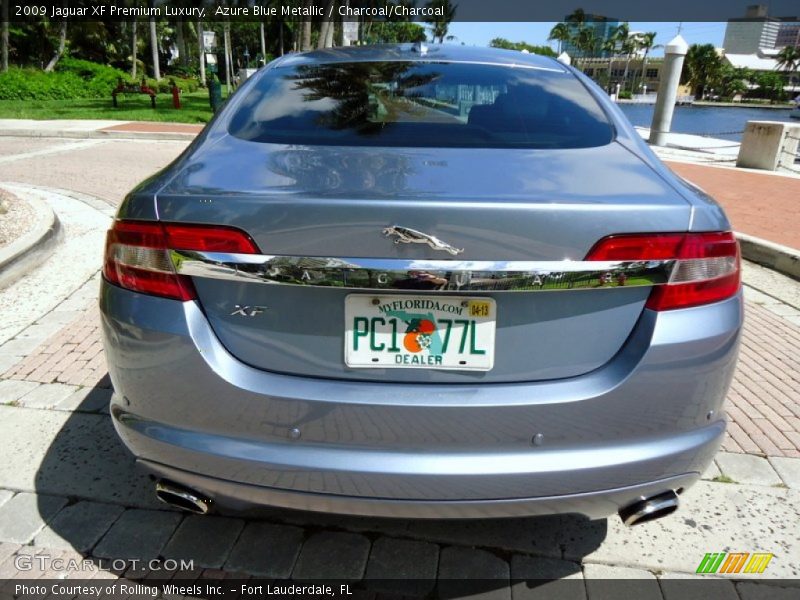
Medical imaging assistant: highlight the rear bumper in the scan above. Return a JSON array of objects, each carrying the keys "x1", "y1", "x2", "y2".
[
  {"x1": 100, "y1": 280, "x2": 742, "y2": 518},
  {"x1": 140, "y1": 459, "x2": 700, "y2": 519}
]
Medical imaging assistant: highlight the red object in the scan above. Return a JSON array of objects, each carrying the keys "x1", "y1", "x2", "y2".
[
  {"x1": 171, "y1": 84, "x2": 181, "y2": 109},
  {"x1": 585, "y1": 231, "x2": 740, "y2": 311},
  {"x1": 103, "y1": 221, "x2": 260, "y2": 301}
]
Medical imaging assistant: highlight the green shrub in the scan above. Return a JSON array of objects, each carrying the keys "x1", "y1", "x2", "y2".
[
  {"x1": 0, "y1": 68, "x2": 85, "y2": 100},
  {"x1": 618, "y1": 90, "x2": 633, "y2": 100},
  {"x1": 56, "y1": 56, "x2": 128, "y2": 97},
  {"x1": 0, "y1": 57, "x2": 203, "y2": 101}
]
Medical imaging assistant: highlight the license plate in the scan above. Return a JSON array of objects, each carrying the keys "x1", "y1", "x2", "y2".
[{"x1": 344, "y1": 295, "x2": 496, "y2": 371}]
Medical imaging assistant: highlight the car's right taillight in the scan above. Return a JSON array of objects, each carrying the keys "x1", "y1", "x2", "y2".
[
  {"x1": 585, "y1": 231, "x2": 740, "y2": 310},
  {"x1": 103, "y1": 220, "x2": 259, "y2": 301}
]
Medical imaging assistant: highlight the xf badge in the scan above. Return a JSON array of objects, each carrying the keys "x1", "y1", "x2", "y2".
[{"x1": 230, "y1": 305, "x2": 267, "y2": 317}]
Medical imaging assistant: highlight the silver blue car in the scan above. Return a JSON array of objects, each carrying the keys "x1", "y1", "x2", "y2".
[{"x1": 100, "y1": 45, "x2": 742, "y2": 526}]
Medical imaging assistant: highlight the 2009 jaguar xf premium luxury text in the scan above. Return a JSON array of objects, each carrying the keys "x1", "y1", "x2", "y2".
[{"x1": 100, "y1": 44, "x2": 742, "y2": 525}]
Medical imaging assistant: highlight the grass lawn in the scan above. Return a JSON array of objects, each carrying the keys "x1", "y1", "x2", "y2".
[{"x1": 0, "y1": 90, "x2": 225, "y2": 123}]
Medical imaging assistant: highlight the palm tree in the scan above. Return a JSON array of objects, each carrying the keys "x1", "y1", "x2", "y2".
[
  {"x1": 682, "y1": 44, "x2": 722, "y2": 98},
  {"x1": 548, "y1": 23, "x2": 571, "y2": 54},
  {"x1": 565, "y1": 9, "x2": 586, "y2": 25},
  {"x1": 776, "y1": 45, "x2": 800, "y2": 88},
  {"x1": 633, "y1": 32, "x2": 659, "y2": 92},
  {"x1": 317, "y1": 0, "x2": 336, "y2": 49},
  {"x1": 148, "y1": 0, "x2": 160, "y2": 79},
  {"x1": 131, "y1": 18, "x2": 137, "y2": 78},
  {"x1": 425, "y1": 0, "x2": 456, "y2": 44},
  {"x1": 574, "y1": 26, "x2": 597, "y2": 63}
]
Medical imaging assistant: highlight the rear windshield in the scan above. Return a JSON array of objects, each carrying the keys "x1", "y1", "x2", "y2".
[{"x1": 228, "y1": 61, "x2": 614, "y2": 148}]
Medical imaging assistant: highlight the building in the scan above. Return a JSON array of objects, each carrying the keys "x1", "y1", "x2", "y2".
[
  {"x1": 776, "y1": 21, "x2": 800, "y2": 49},
  {"x1": 579, "y1": 57, "x2": 665, "y2": 93},
  {"x1": 722, "y1": 5, "x2": 781, "y2": 54},
  {"x1": 561, "y1": 15, "x2": 620, "y2": 59}
]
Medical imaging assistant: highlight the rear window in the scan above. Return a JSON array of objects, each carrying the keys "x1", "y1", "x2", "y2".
[{"x1": 228, "y1": 61, "x2": 614, "y2": 149}]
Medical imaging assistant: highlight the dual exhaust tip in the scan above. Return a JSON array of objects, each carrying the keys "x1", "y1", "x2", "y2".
[
  {"x1": 618, "y1": 490, "x2": 679, "y2": 526},
  {"x1": 155, "y1": 479, "x2": 679, "y2": 526},
  {"x1": 155, "y1": 480, "x2": 211, "y2": 515}
]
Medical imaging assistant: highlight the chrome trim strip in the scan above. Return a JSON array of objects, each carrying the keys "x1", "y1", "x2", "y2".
[{"x1": 171, "y1": 251, "x2": 676, "y2": 293}]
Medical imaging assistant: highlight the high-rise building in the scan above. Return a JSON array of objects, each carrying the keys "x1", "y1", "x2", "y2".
[
  {"x1": 776, "y1": 21, "x2": 800, "y2": 49},
  {"x1": 723, "y1": 5, "x2": 781, "y2": 53},
  {"x1": 561, "y1": 15, "x2": 620, "y2": 58}
]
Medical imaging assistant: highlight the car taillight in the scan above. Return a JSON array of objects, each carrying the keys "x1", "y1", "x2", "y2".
[
  {"x1": 585, "y1": 232, "x2": 740, "y2": 310},
  {"x1": 103, "y1": 220, "x2": 259, "y2": 301}
]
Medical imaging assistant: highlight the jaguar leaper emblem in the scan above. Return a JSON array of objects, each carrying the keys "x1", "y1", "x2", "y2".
[{"x1": 382, "y1": 225, "x2": 464, "y2": 256}]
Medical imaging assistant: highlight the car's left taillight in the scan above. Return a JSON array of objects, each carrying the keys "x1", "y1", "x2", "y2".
[{"x1": 103, "y1": 220, "x2": 259, "y2": 301}]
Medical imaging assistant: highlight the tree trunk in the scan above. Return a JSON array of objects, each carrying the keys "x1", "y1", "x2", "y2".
[
  {"x1": 150, "y1": 15, "x2": 160, "y2": 79},
  {"x1": 317, "y1": 0, "x2": 334, "y2": 49},
  {"x1": 1, "y1": 0, "x2": 9, "y2": 72},
  {"x1": 223, "y1": 21, "x2": 232, "y2": 94},
  {"x1": 301, "y1": 0, "x2": 312, "y2": 51},
  {"x1": 325, "y1": 15, "x2": 335, "y2": 48},
  {"x1": 131, "y1": 19, "x2": 137, "y2": 78},
  {"x1": 175, "y1": 19, "x2": 187, "y2": 66},
  {"x1": 197, "y1": 20, "x2": 205, "y2": 86},
  {"x1": 44, "y1": 16, "x2": 67, "y2": 72},
  {"x1": 278, "y1": 21, "x2": 284, "y2": 55},
  {"x1": 259, "y1": 22, "x2": 266, "y2": 61}
]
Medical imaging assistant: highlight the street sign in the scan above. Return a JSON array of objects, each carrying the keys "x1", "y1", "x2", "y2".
[
  {"x1": 343, "y1": 20, "x2": 359, "y2": 46},
  {"x1": 203, "y1": 31, "x2": 217, "y2": 52}
]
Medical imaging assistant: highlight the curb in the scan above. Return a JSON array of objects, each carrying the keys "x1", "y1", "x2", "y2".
[
  {"x1": 737, "y1": 232, "x2": 800, "y2": 282},
  {"x1": 0, "y1": 189, "x2": 61, "y2": 289},
  {"x1": 0, "y1": 128, "x2": 197, "y2": 141}
]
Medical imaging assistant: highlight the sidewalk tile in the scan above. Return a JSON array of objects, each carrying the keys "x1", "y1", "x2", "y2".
[
  {"x1": 659, "y1": 572, "x2": 737, "y2": 600},
  {"x1": 18, "y1": 383, "x2": 78, "y2": 409},
  {"x1": 224, "y1": 522, "x2": 304, "y2": 578},
  {"x1": 162, "y1": 515, "x2": 244, "y2": 569},
  {"x1": 702, "y1": 461, "x2": 721, "y2": 480},
  {"x1": 0, "y1": 492, "x2": 68, "y2": 544},
  {"x1": 0, "y1": 491, "x2": 12, "y2": 510},
  {"x1": 582, "y1": 564, "x2": 661, "y2": 600},
  {"x1": 438, "y1": 546, "x2": 511, "y2": 600},
  {"x1": 34, "y1": 500, "x2": 123, "y2": 553},
  {"x1": 364, "y1": 537, "x2": 439, "y2": 597},
  {"x1": 292, "y1": 531, "x2": 371, "y2": 581},
  {"x1": 737, "y1": 582, "x2": 800, "y2": 600},
  {"x1": 511, "y1": 555, "x2": 585, "y2": 600},
  {"x1": 55, "y1": 387, "x2": 112, "y2": 413},
  {"x1": 716, "y1": 453, "x2": 782, "y2": 486},
  {"x1": 0, "y1": 380, "x2": 39, "y2": 404},
  {"x1": 93, "y1": 509, "x2": 182, "y2": 561},
  {"x1": 768, "y1": 456, "x2": 800, "y2": 489}
]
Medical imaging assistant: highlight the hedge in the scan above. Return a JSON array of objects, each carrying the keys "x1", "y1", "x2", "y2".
[{"x1": 0, "y1": 57, "x2": 201, "y2": 101}]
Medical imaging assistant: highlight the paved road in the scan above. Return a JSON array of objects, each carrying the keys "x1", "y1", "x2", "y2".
[{"x1": 0, "y1": 136, "x2": 799, "y2": 596}]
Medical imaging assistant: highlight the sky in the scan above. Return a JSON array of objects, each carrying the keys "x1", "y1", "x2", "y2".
[{"x1": 446, "y1": 22, "x2": 728, "y2": 56}]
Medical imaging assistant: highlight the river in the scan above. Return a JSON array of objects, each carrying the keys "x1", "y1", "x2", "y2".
[{"x1": 617, "y1": 104, "x2": 796, "y2": 142}]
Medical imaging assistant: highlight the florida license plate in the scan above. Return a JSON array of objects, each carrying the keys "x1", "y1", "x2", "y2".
[{"x1": 344, "y1": 295, "x2": 496, "y2": 371}]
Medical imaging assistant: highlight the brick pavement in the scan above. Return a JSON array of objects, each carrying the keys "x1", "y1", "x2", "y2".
[
  {"x1": 3, "y1": 306, "x2": 107, "y2": 388},
  {"x1": 666, "y1": 161, "x2": 800, "y2": 251},
  {"x1": 2, "y1": 296, "x2": 799, "y2": 458}
]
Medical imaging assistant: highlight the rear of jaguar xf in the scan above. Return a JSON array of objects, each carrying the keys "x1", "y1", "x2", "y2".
[{"x1": 100, "y1": 46, "x2": 742, "y2": 523}]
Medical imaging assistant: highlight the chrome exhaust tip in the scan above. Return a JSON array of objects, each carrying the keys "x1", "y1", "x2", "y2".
[
  {"x1": 155, "y1": 480, "x2": 211, "y2": 515},
  {"x1": 618, "y1": 490, "x2": 679, "y2": 526}
]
